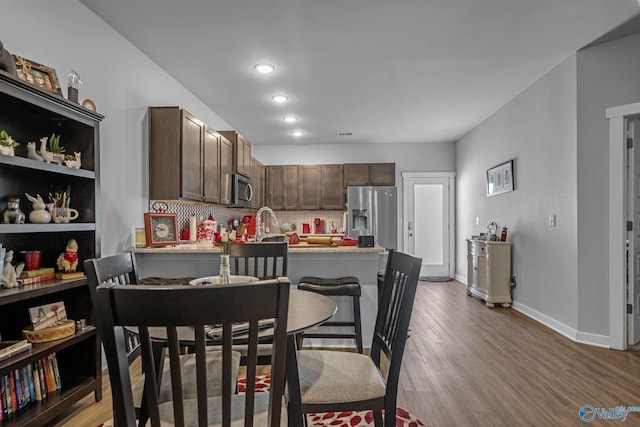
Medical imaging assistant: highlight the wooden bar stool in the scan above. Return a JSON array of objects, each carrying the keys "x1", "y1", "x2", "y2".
[{"x1": 297, "y1": 276, "x2": 363, "y2": 353}]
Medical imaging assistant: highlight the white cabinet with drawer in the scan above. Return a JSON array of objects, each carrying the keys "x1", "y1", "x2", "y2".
[{"x1": 466, "y1": 239, "x2": 512, "y2": 307}]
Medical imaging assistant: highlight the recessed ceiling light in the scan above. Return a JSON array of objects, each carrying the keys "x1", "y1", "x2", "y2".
[
  {"x1": 272, "y1": 95, "x2": 288, "y2": 103},
  {"x1": 291, "y1": 130, "x2": 304, "y2": 137},
  {"x1": 254, "y1": 63, "x2": 275, "y2": 73},
  {"x1": 283, "y1": 115, "x2": 297, "y2": 123}
]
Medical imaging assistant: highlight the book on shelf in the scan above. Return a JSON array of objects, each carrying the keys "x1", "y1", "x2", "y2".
[
  {"x1": 44, "y1": 354, "x2": 57, "y2": 393},
  {"x1": 55, "y1": 271, "x2": 84, "y2": 280},
  {"x1": 32, "y1": 363, "x2": 41, "y2": 401},
  {"x1": 0, "y1": 340, "x2": 32, "y2": 362},
  {"x1": 19, "y1": 267, "x2": 55, "y2": 279},
  {"x1": 21, "y1": 273, "x2": 56, "y2": 285}
]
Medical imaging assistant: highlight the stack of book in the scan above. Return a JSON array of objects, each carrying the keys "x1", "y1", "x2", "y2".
[
  {"x1": 0, "y1": 352, "x2": 61, "y2": 419},
  {"x1": 19, "y1": 268, "x2": 55, "y2": 285}
]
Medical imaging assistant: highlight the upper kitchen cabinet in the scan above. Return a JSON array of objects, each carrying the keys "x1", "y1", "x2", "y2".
[
  {"x1": 344, "y1": 163, "x2": 395, "y2": 186},
  {"x1": 298, "y1": 165, "x2": 322, "y2": 209},
  {"x1": 250, "y1": 157, "x2": 265, "y2": 208},
  {"x1": 219, "y1": 133, "x2": 232, "y2": 205},
  {"x1": 321, "y1": 164, "x2": 344, "y2": 209},
  {"x1": 149, "y1": 107, "x2": 230, "y2": 204},
  {"x1": 219, "y1": 130, "x2": 252, "y2": 178},
  {"x1": 298, "y1": 164, "x2": 343, "y2": 210},
  {"x1": 266, "y1": 165, "x2": 298, "y2": 210},
  {"x1": 149, "y1": 107, "x2": 202, "y2": 201},
  {"x1": 202, "y1": 126, "x2": 223, "y2": 204}
]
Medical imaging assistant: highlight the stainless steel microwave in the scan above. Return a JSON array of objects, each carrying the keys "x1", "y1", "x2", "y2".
[{"x1": 232, "y1": 173, "x2": 253, "y2": 207}]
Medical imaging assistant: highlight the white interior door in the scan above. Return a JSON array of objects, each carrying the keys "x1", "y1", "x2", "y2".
[
  {"x1": 403, "y1": 173, "x2": 455, "y2": 278},
  {"x1": 628, "y1": 118, "x2": 640, "y2": 345}
]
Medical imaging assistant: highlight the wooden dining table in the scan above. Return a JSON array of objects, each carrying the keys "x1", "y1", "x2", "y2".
[{"x1": 138, "y1": 283, "x2": 337, "y2": 426}]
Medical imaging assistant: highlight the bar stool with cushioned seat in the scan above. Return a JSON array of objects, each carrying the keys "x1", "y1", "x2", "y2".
[{"x1": 297, "y1": 276, "x2": 363, "y2": 353}]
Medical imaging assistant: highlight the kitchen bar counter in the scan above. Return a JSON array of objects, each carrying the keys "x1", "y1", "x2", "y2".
[
  {"x1": 129, "y1": 241, "x2": 382, "y2": 254},
  {"x1": 128, "y1": 243, "x2": 385, "y2": 348}
]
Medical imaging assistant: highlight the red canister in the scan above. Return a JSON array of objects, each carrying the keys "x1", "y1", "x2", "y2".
[{"x1": 501, "y1": 226, "x2": 508, "y2": 242}]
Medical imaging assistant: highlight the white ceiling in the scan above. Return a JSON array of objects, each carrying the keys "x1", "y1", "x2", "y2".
[{"x1": 79, "y1": 0, "x2": 639, "y2": 146}]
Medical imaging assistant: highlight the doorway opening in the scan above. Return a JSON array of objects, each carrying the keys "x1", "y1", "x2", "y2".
[
  {"x1": 607, "y1": 101, "x2": 640, "y2": 350},
  {"x1": 402, "y1": 172, "x2": 455, "y2": 279}
]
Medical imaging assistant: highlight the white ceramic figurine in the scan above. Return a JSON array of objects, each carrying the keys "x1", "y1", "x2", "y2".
[{"x1": 1, "y1": 250, "x2": 24, "y2": 288}]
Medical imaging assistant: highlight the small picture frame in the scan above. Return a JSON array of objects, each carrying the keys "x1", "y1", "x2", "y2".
[
  {"x1": 487, "y1": 160, "x2": 515, "y2": 197},
  {"x1": 28, "y1": 301, "x2": 68, "y2": 331},
  {"x1": 82, "y1": 99, "x2": 96, "y2": 111},
  {"x1": 12, "y1": 55, "x2": 62, "y2": 95},
  {"x1": 144, "y1": 212, "x2": 179, "y2": 247}
]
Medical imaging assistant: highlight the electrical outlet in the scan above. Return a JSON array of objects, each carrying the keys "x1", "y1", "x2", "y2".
[
  {"x1": 549, "y1": 214, "x2": 556, "y2": 227},
  {"x1": 476, "y1": 216, "x2": 479, "y2": 225}
]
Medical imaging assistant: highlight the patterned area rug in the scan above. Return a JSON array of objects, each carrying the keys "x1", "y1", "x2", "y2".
[
  {"x1": 99, "y1": 375, "x2": 425, "y2": 427},
  {"x1": 239, "y1": 375, "x2": 425, "y2": 427}
]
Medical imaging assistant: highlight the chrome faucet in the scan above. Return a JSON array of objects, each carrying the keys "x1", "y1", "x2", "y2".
[{"x1": 255, "y1": 207, "x2": 279, "y2": 242}]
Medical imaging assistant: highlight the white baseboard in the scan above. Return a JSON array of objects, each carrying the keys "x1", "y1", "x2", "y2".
[
  {"x1": 452, "y1": 274, "x2": 610, "y2": 348},
  {"x1": 511, "y1": 301, "x2": 610, "y2": 348}
]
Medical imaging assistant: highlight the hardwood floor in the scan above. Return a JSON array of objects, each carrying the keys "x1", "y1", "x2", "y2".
[{"x1": 50, "y1": 280, "x2": 640, "y2": 426}]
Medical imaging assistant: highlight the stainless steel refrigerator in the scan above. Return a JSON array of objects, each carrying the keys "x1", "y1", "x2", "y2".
[{"x1": 346, "y1": 186, "x2": 397, "y2": 249}]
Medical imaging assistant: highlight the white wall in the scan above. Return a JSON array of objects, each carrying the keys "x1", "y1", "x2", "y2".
[
  {"x1": 576, "y1": 32, "x2": 640, "y2": 336},
  {"x1": 456, "y1": 57, "x2": 579, "y2": 333},
  {"x1": 456, "y1": 32, "x2": 640, "y2": 345},
  {"x1": 2, "y1": 0, "x2": 233, "y2": 256}
]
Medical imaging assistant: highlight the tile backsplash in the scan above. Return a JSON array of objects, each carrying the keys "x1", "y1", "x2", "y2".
[{"x1": 150, "y1": 201, "x2": 345, "y2": 235}]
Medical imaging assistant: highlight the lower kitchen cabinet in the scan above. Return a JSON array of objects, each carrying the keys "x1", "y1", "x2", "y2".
[{"x1": 466, "y1": 239, "x2": 511, "y2": 307}]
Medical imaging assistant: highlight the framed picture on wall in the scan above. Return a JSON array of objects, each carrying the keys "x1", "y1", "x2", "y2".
[{"x1": 487, "y1": 160, "x2": 515, "y2": 197}]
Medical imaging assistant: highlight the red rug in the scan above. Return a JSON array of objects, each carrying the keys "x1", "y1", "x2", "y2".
[
  {"x1": 99, "y1": 375, "x2": 425, "y2": 427},
  {"x1": 239, "y1": 375, "x2": 425, "y2": 427}
]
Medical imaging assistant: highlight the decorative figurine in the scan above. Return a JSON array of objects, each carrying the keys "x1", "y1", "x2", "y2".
[
  {"x1": 2, "y1": 197, "x2": 25, "y2": 224},
  {"x1": 26, "y1": 141, "x2": 43, "y2": 162},
  {"x1": 39, "y1": 135, "x2": 64, "y2": 164},
  {"x1": 2, "y1": 250, "x2": 24, "y2": 288},
  {"x1": 56, "y1": 239, "x2": 79, "y2": 272},
  {"x1": 25, "y1": 193, "x2": 51, "y2": 224},
  {"x1": 0, "y1": 130, "x2": 19, "y2": 156},
  {"x1": 64, "y1": 152, "x2": 81, "y2": 169}
]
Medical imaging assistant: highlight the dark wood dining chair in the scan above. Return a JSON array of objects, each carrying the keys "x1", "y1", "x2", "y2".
[
  {"x1": 286, "y1": 250, "x2": 422, "y2": 427},
  {"x1": 228, "y1": 242, "x2": 288, "y2": 279},
  {"x1": 84, "y1": 253, "x2": 241, "y2": 426},
  {"x1": 94, "y1": 277, "x2": 290, "y2": 427}
]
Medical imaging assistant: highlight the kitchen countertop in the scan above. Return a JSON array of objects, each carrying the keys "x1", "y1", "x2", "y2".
[{"x1": 128, "y1": 242, "x2": 384, "y2": 254}]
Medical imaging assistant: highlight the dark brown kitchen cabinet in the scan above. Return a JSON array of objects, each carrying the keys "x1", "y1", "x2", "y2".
[
  {"x1": 250, "y1": 158, "x2": 265, "y2": 208},
  {"x1": 370, "y1": 163, "x2": 395, "y2": 186},
  {"x1": 149, "y1": 107, "x2": 204, "y2": 201},
  {"x1": 149, "y1": 107, "x2": 232, "y2": 204},
  {"x1": 0, "y1": 71, "x2": 102, "y2": 427},
  {"x1": 343, "y1": 163, "x2": 395, "y2": 186},
  {"x1": 283, "y1": 166, "x2": 299, "y2": 210},
  {"x1": 219, "y1": 131, "x2": 252, "y2": 178},
  {"x1": 343, "y1": 163, "x2": 370, "y2": 186},
  {"x1": 219, "y1": 134, "x2": 232, "y2": 205},
  {"x1": 298, "y1": 165, "x2": 322, "y2": 209},
  {"x1": 267, "y1": 165, "x2": 298, "y2": 210},
  {"x1": 266, "y1": 166, "x2": 285, "y2": 210},
  {"x1": 203, "y1": 127, "x2": 222, "y2": 204},
  {"x1": 321, "y1": 164, "x2": 344, "y2": 209}
]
